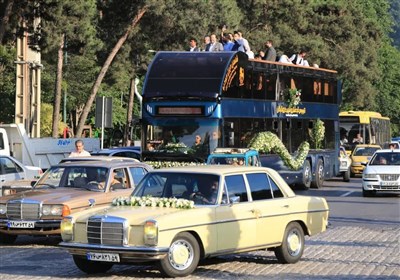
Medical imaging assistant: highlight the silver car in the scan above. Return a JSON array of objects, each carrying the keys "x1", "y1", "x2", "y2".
[{"x1": 362, "y1": 149, "x2": 400, "y2": 197}]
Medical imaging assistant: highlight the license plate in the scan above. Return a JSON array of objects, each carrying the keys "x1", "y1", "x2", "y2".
[
  {"x1": 87, "y1": 252, "x2": 120, "y2": 262},
  {"x1": 7, "y1": 221, "x2": 35, "y2": 228},
  {"x1": 381, "y1": 182, "x2": 398, "y2": 186}
]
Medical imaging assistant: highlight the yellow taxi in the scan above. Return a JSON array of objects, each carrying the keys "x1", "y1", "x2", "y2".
[{"x1": 350, "y1": 144, "x2": 381, "y2": 177}]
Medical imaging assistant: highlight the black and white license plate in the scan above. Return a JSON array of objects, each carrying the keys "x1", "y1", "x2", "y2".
[
  {"x1": 381, "y1": 181, "x2": 398, "y2": 186},
  {"x1": 87, "y1": 252, "x2": 120, "y2": 262},
  {"x1": 7, "y1": 221, "x2": 35, "y2": 228}
]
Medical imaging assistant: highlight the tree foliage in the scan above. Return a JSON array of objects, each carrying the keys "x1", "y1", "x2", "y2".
[{"x1": 0, "y1": 0, "x2": 399, "y2": 139}]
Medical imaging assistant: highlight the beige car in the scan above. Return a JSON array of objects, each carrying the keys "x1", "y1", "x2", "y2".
[
  {"x1": 60, "y1": 165, "x2": 329, "y2": 277},
  {"x1": 0, "y1": 160, "x2": 152, "y2": 244}
]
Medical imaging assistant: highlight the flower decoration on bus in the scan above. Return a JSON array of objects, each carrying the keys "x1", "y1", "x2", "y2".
[
  {"x1": 309, "y1": 119, "x2": 325, "y2": 149},
  {"x1": 163, "y1": 142, "x2": 188, "y2": 153},
  {"x1": 284, "y1": 88, "x2": 302, "y2": 108},
  {"x1": 112, "y1": 196, "x2": 195, "y2": 209},
  {"x1": 248, "y1": 131, "x2": 310, "y2": 170}
]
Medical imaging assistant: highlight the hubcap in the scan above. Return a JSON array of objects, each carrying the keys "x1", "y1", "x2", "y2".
[
  {"x1": 168, "y1": 240, "x2": 194, "y2": 270},
  {"x1": 287, "y1": 230, "x2": 301, "y2": 256}
]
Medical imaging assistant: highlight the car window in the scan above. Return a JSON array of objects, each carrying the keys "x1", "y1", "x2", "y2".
[
  {"x1": 371, "y1": 153, "x2": 400, "y2": 165},
  {"x1": 129, "y1": 167, "x2": 147, "y2": 185},
  {"x1": 133, "y1": 172, "x2": 220, "y2": 206},
  {"x1": 1, "y1": 158, "x2": 23, "y2": 174},
  {"x1": 268, "y1": 176, "x2": 284, "y2": 198},
  {"x1": 246, "y1": 173, "x2": 272, "y2": 200},
  {"x1": 225, "y1": 175, "x2": 248, "y2": 202}
]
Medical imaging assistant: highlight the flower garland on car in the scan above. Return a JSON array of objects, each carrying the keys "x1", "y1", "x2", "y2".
[
  {"x1": 248, "y1": 131, "x2": 310, "y2": 170},
  {"x1": 309, "y1": 119, "x2": 325, "y2": 149},
  {"x1": 112, "y1": 196, "x2": 195, "y2": 209},
  {"x1": 284, "y1": 88, "x2": 302, "y2": 108},
  {"x1": 145, "y1": 161, "x2": 204, "y2": 169}
]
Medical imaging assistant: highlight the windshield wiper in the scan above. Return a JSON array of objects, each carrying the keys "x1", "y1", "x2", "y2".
[{"x1": 35, "y1": 183, "x2": 57, "y2": 189}]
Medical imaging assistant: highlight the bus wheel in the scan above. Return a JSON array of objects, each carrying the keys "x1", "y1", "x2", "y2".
[
  {"x1": 343, "y1": 168, "x2": 350, "y2": 182},
  {"x1": 297, "y1": 161, "x2": 311, "y2": 190},
  {"x1": 311, "y1": 159, "x2": 324, "y2": 189}
]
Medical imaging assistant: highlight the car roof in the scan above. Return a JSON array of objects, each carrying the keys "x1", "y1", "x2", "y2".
[
  {"x1": 373, "y1": 149, "x2": 400, "y2": 154},
  {"x1": 149, "y1": 165, "x2": 274, "y2": 175},
  {"x1": 353, "y1": 144, "x2": 381, "y2": 148},
  {"x1": 92, "y1": 149, "x2": 141, "y2": 154},
  {"x1": 59, "y1": 156, "x2": 139, "y2": 163},
  {"x1": 55, "y1": 159, "x2": 152, "y2": 169}
]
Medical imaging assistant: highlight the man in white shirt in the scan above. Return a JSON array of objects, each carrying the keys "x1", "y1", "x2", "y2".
[
  {"x1": 290, "y1": 50, "x2": 309, "y2": 66},
  {"x1": 69, "y1": 140, "x2": 91, "y2": 157}
]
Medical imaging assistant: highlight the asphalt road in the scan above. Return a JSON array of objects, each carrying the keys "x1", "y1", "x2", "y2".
[{"x1": 0, "y1": 176, "x2": 399, "y2": 280}]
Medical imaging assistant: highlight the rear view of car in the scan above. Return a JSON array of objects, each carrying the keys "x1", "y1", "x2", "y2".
[{"x1": 362, "y1": 149, "x2": 400, "y2": 197}]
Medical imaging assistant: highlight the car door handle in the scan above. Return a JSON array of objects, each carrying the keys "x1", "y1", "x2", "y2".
[{"x1": 282, "y1": 204, "x2": 289, "y2": 208}]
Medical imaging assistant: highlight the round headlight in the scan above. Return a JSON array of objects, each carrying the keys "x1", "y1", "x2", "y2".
[
  {"x1": 51, "y1": 206, "x2": 63, "y2": 216},
  {"x1": 42, "y1": 205, "x2": 51, "y2": 215},
  {"x1": 0, "y1": 204, "x2": 6, "y2": 215}
]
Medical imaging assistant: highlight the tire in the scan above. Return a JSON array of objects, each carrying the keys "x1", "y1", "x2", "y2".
[
  {"x1": 274, "y1": 222, "x2": 305, "y2": 264},
  {"x1": 311, "y1": 159, "x2": 324, "y2": 189},
  {"x1": 296, "y1": 161, "x2": 311, "y2": 190},
  {"x1": 343, "y1": 168, "x2": 350, "y2": 182},
  {"x1": 72, "y1": 255, "x2": 113, "y2": 274},
  {"x1": 159, "y1": 232, "x2": 200, "y2": 277},
  {"x1": 0, "y1": 233, "x2": 17, "y2": 244},
  {"x1": 362, "y1": 189, "x2": 375, "y2": 197}
]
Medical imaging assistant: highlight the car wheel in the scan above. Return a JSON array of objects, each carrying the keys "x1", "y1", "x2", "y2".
[
  {"x1": 311, "y1": 159, "x2": 324, "y2": 189},
  {"x1": 72, "y1": 255, "x2": 113, "y2": 274},
  {"x1": 296, "y1": 161, "x2": 311, "y2": 190},
  {"x1": 159, "y1": 232, "x2": 200, "y2": 277},
  {"x1": 274, "y1": 222, "x2": 305, "y2": 264},
  {"x1": 0, "y1": 233, "x2": 17, "y2": 244},
  {"x1": 343, "y1": 168, "x2": 350, "y2": 182},
  {"x1": 362, "y1": 189, "x2": 375, "y2": 197}
]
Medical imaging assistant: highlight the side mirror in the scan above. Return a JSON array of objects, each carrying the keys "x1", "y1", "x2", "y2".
[
  {"x1": 229, "y1": 195, "x2": 241, "y2": 204},
  {"x1": 88, "y1": 198, "x2": 96, "y2": 207},
  {"x1": 30, "y1": 181, "x2": 37, "y2": 187}
]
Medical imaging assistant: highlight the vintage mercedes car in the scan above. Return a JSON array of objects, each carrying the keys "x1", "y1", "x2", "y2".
[
  {"x1": 59, "y1": 165, "x2": 329, "y2": 277},
  {"x1": 0, "y1": 160, "x2": 152, "y2": 244}
]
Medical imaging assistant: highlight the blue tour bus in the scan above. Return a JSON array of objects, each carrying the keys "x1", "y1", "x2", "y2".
[{"x1": 140, "y1": 51, "x2": 341, "y2": 189}]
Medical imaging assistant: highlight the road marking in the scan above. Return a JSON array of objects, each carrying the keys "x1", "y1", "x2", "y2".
[{"x1": 340, "y1": 191, "x2": 354, "y2": 197}]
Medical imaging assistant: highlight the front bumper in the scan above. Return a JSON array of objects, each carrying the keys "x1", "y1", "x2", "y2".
[
  {"x1": 351, "y1": 165, "x2": 364, "y2": 174},
  {"x1": 0, "y1": 219, "x2": 61, "y2": 235},
  {"x1": 362, "y1": 181, "x2": 400, "y2": 192},
  {"x1": 59, "y1": 242, "x2": 169, "y2": 262}
]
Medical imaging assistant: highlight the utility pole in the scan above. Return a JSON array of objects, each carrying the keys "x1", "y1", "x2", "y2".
[{"x1": 15, "y1": 4, "x2": 42, "y2": 137}]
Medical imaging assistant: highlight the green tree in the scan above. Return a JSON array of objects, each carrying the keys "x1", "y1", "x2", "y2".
[{"x1": 0, "y1": 45, "x2": 16, "y2": 123}]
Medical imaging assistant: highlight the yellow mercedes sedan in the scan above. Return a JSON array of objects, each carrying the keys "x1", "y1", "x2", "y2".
[{"x1": 60, "y1": 165, "x2": 329, "y2": 278}]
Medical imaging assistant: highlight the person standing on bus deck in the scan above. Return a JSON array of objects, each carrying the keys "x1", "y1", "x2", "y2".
[
  {"x1": 187, "y1": 37, "x2": 200, "y2": 52},
  {"x1": 263, "y1": 40, "x2": 276, "y2": 61},
  {"x1": 69, "y1": 140, "x2": 91, "y2": 157},
  {"x1": 352, "y1": 133, "x2": 364, "y2": 144},
  {"x1": 207, "y1": 34, "x2": 223, "y2": 52},
  {"x1": 290, "y1": 50, "x2": 309, "y2": 66},
  {"x1": 203, "y1": 35, "x2": 211, "y2": 51}
]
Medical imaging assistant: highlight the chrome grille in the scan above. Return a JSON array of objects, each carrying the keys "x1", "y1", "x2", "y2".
[
  {"x1": 379, "y1": 174, "x2": 400, "y2": 181},
  {"x1": 7, "y1": 199, "x2": 40, "y2": 219},
  {"x1": 87, "y1": 216, "x2": 126, "y2": 245}
]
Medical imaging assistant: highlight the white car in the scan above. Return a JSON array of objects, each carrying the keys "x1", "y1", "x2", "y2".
[
  {"x1": 362, "y1": 149, "x2": 400, "y2": 197},
  {"x1": 0, "y1": 155, "x2": 43, "y2": 195}
]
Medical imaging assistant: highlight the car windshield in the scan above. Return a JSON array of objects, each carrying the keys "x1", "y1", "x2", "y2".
[
  {"x1": 208, "y1": 156, "x2": 245, "y2": 165},
  {"x1": 370, "y1": 153, "x2": 400, "y2": 166},
  {"x1": 132, "y1": 172, "x2": 220, "y2": 205},
  {"x1": 353, "y1": 147, "x2": 380, "y2": 156},
  {"x1": 35, "y1": 166, "x2": 109, "y2": 192}
]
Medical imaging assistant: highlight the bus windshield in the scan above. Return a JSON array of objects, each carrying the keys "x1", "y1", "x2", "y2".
[{"x1": 143, "y1": 118, "x2": 220, "y2": 161}]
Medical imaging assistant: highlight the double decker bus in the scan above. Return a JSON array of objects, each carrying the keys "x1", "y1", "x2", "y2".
[
  {"x1": 339, "y1": 111, "x2": 391, "y2": 152},
  {"x1": 140, "y1": 52, "x2": 341, "y2": 189}
]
